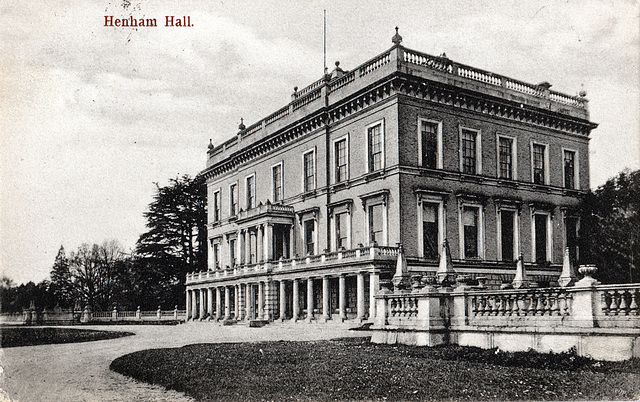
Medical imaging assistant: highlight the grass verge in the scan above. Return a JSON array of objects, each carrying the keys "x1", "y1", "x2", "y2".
[
  {"x1": 110, "y1": 337, "x2": 640, "y2": 401},
  {"x1": 1, "y1": 326, "x2": 133, "y2": 347}
]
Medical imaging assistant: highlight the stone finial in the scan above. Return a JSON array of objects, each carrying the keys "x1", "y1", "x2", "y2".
[
  {"x1": 392, "y1": 26, "x2": 403, "y2": 46},
  {"x1": 208, "y1": 139, "x2": 214, "y2": 151},
  {"x1": 558, "y1": 247, "x2": 577, "y2": 287},
  {"x1": 512, "y1": 254, "x2": 531, "y2": 289},
  {"x1": 331, "y1": 61, "x2": 345, "y2": 79},
  {"x1": 436, "y1": 239, "x2": 456, "y2": 286},
  {"x1": 392, "y1": 243, "x2": 411, "y2": 291},
  {"x1": 238, "y1": 118, "x2": 246, "y2": 131}
]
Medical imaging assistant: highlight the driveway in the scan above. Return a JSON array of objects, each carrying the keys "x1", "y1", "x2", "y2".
[{"x1": 0, "y1": 322, "x2": 368, "y2": 401}]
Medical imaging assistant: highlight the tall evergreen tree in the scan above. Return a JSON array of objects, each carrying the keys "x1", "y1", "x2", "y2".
[
  {"x1": 135, "y1": 174, "x2": 207, "y2": 307},
  {"x1": 49, "y1": 245, "x2": 74, "y2": 307}
]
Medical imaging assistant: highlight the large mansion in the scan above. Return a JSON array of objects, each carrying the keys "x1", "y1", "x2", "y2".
[{"x1": 185, "y1": 30, "x2": 597, "y2": 323}]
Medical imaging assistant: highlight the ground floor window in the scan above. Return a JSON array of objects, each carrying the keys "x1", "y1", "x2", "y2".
[
  {"x1": 500, "y1": 210, "x2": 516, "y2": 262},
  {"x1": 533, "y1": 213, "x2": 551, "y2": 263},
  {"x1": 461, "y1": 206, "x2": 482, "y2": 259}
]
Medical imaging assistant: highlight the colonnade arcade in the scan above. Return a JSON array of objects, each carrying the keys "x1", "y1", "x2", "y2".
[{"x1": 186, "y1": 270, "x2": 381, "y2": 322}]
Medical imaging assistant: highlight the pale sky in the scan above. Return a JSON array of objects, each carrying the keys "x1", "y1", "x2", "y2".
[{"x1": 1, "y1": 0, "x2": 639, "y2": 285}]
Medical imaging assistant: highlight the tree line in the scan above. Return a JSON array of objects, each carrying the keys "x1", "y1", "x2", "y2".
[
  {"x1": 1, "y1": 175, "x2": 206, "y2": 313},
  {"x1": 1, "y1": 170, "x2": 638, "y2": 313}
]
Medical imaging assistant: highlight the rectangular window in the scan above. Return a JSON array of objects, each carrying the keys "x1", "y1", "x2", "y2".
[
  {"x1": 461, "y1": 129, "x2": 477, "y2": 174},
  {"x1": 533, "y1": 143, "x2": 546, "y2": 184},
  {"x1": 463, "y1": 206, "x2": 479, "y2": 258},
  {"x1": 246, "y1": 175, "x2": 255, "y2": 209},
  {"x1": 335, "y1": 139, "x2": 348, "y2": 183},
  {"x1": 422, "y1": 202, "x2": 439, "y2": 260},
  {"x1": 272, "y1": 164, "x2": 283, "y2": 202},
  {"x1": 499, "y1": 137, "x2": 514, "y2": 179},
  {"x1": 303, "y1": 151, "x2": 315, "y2": 192},
  {"x1": 213, "y1": 243, "x2": 220, "y2": 270},
  {"x1": 564, "y1": 150, "x2": 576, "y2": 189},
  {"x1": 213, "y1": 191, "x2": 221, "y2": 222},
  {"x1": 368, "y1": 204, "x2": 384, "y2": 245},
  {"x1": 420, "y1": 121, "x2": 438, "y2": 169},
  {"x1": 500, "y1": 210, "x2": 515, "y2": 261},
  {"x1": 304, "y1": 220, "x2": 315, "y2": 256},
  {"x1": 229, "y1": 239, "x2": 236, "y2": 267},
  {"x1": 335, "y1": 212, "x2": 348, "y2": 250},
  {"x1": 368, "y1": 123, "x2": 383, "y2": 172},
  {"x1": 230, "y1": 183, "x2": 238, "y2": 216},
  {"x1": 534, "y1": 214, "x2": 548, "y2": 263}
]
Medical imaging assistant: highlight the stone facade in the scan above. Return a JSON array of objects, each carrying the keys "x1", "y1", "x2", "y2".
[{"x1": 185, "y1": 30, "x2": 597, "y2": 323}]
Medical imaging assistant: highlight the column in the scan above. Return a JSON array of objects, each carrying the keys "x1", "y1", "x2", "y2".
[
  {"x1": 292, "y1": 279, "x2": 299, "y2": 321},
  {"x1": 186, "y1": 289, "x2": 191, "y2": 320},
  {"x1": 191, "y1": 289, "x2": 197, "y2": 320},
  {"x1": 258, "y1": 281, "x2": 264, "y2": 320},
  {"x1": 307, "y1": 277, "x2": 314, "y2": 321},
  {"x1": 224, "y1": 286, "x2": 230, "y2": 319},
  {"x1": 322, "y1": 276, "x2": 330, "y2": 321},
  {"x1": 279, "y1": 280, "x2": 287, "y2": 321},
  {"x1": 245, "y1": 283, "x2": 252, "y2": 320},
  {"x1": 356, "y1": 272, "x2": 365, "y2": 321},
  {"x1": 215, "y1": 287, "x2": 222, "y2": 320},
  {"x1": 241, "y1": 229, "x2": 247, "y2": 265},
  {"x1": 266, "y1": 223, "x2": 274, "y2": 261},
  {"x1": 234, "y1": 285, "x2": 240, "y2": 319},
  {"x1": 245, "y1": 229, "x2": 252, "y2": 264},
  {"x1": 339, "y1": 274, "x2": 346, "y2": 321},
  {"x1": 257, "y1": 225, "x2": 264, "y2": 263},
  {"x1": 207, "y1": 287, "x2": 213, "y2": 319},
  {"x1": 199, "y1": 289, "x2": 205, "y2": 320},
  {"x1": 369, "y1": 271, "x2": 379, "y2": 320}
]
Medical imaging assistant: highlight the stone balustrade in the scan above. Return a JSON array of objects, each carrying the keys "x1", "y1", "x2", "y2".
[
  {"x1": 372, "y1": 280, "x2": 640, "y2": 360},
  {"x1": 186, "y1": 244, "x2": 398, "y2": 284}
]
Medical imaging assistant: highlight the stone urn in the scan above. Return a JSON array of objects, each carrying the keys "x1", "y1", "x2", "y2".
[{"x1": 575, "y1": 264, "x2": 600, "y2": 287}]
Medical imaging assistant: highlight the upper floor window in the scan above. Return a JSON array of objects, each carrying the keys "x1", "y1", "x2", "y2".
[
  {"x1": 460, "y1": 128, "x2": 481, "y2": 175},
  {"x1": 245, "y1": 175, "x2": 255, "y2": 210},
  {"x1": 212, "y1": 242, "x2": 220, "y2": 270},
  {"x1": 334, "y1": 138, "x2": 348, "y2": 183},
  {"x1": 303, "y1": 150, "x2": 315, "y2": 192},
  {"x1": 532, "y1": 142, "x2": 548, "y2": 185},
  {"x1": 563, "y1": 150, "x2": 577, "y2": 189},
  {"x1": 272, "y1": 163, "x2": 283, "y2": 202},
  {"x1": 498, "y1": 136, "x2": 516, "y2": 180},
  {"x1": 419, "y1": 119, "x2": 442, "y2": 169},
  {"x1": 229, "y1": 183, "x2": 238, "y2": 216},
  {"x1": 367, "y1": 121, "x2": 384, "y2": 172},
  {"x1": 212, "y1": 190, "x2": 221, "y2": 222}
]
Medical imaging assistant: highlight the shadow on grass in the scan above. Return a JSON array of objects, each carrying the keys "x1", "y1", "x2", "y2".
[
  {"x1": 110, "y1": 337, "x2": 640, "y2": 401},
  {"x1": 1, "y1": 326, "x2": 134, "y2": 348}
]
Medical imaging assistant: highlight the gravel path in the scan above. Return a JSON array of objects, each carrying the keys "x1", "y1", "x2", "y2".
[{"x1": 0, "y1": 322, "x2": 368, "y2": 401}]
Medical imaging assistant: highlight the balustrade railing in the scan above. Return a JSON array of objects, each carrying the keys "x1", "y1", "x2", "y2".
[
  {"x1": 359, "y1": 51, "x2": 391, "y2": 77},
  {"x1": 187, "y1": 244, "x2": 399, "y2": 283},
  {"x1": 388, "y1": 295, "x2": 419, "y2": 319},
  {"x1": 264, "y1": 105, "x2": 290, "y2": 126},
  {"x1": 599, "y1": 285, "x2": 640, "y2": 316},
  {"x1": 292, "y1": 88, "x2": 321, "y2": 111},
  {"x1": 470, "y1": 288, "x2": 571, "y2": 317}
]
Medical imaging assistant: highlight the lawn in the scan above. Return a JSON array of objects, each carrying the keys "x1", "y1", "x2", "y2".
[
  {"x1": 110, "y1": 337, "x2": 640, "y2": 401},
  {"x1": 1, "y1": 326, "x2": 134, "y2": 348}
]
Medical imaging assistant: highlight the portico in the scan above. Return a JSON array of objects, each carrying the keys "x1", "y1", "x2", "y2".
[{"x1": 185, "y1": 244, "x2": 395, "y2": 324}]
